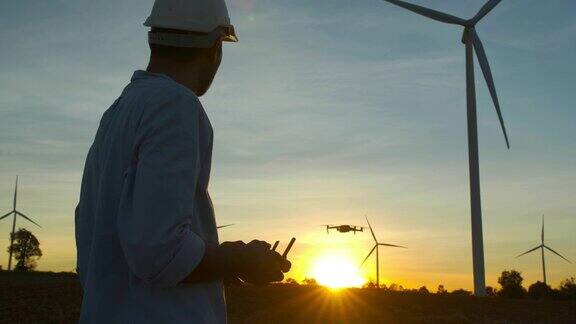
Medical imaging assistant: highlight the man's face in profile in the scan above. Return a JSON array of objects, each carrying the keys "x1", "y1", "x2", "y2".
[{"x1": 195, "y1": 41, "x2": 223, "y2": 97}]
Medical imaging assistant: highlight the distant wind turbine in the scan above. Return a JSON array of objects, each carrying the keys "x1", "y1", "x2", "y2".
[
  {"x1": 516, "y1": 215, "x2": 571, "y2": 285},
  {"x1": 360, "y1": 216, "x2": 406, "y2": 288},
  {"x1": 0, "y1": 176, "x2": 41, "y2": 270},
  {"x1": 381, "y1": 0, "x2": 512, "y2": 296}
]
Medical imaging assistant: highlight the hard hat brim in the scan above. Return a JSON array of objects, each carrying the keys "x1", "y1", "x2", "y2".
[
  {"x1": 220, "y1": 25, "x2": 238, "y2": 42},
  {"x1": 148, "y1": 26, "x2": 237, "y2": 48}
]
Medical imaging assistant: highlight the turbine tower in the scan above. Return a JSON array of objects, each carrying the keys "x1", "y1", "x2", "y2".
[
  {"x1": 381, "y1": 0, "x2": 512, "y2": 296},
  {"x1": 360, "y1": 216, "x2": 405, "y2": 288},
  {"x1": 516, "y1": 215, "x2": 571, "y2": 285},
  {"x1": 0, "y1": 176, "x2": 41, "y2": 270}
]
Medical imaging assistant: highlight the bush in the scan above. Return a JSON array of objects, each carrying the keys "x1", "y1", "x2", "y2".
[
  {"x1": 558, "y1": 277, "x2": 576, "y2": 300},
  {"x1": 418, "y1": 286, "x2": 429, "y2": 294},
  {"x1": 451, "y1": 289, "x2": 472, "y2": 296},
  {"x1": 301, "y1": 278, "x2": 318, "y2": 286},
  {"x1": 362, "y1": 281, "x2": 378, "y2": 289},
  {"x1": 527, "y1": 281, "x2": 553, "y2": 299},
  {"x1": 485, "y1": 286, "x2": 498, "y2": 297}
]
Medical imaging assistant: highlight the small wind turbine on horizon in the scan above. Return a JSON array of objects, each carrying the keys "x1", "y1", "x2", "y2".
[
  {"x1": 381, "y1": 0, "x2": 512, "y2": 296},
  {"x1": 360, "y1": 216, "x2": 406, "y2": 288},
  {"x1": 516, "y1": 215, "x2": 571, "y2": 285},
  {"x1": 0, "y1": 176, "x2": 41, "y2": 270}
]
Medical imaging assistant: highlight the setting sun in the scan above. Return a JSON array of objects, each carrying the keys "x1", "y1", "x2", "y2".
[{"x1": 310, "y1": 253, "x2": 366, "y2": 289}]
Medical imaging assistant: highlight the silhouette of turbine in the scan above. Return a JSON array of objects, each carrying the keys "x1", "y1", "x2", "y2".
[
  {"x1": 0, "y1": 176, "x2": 41, "y2": 270},
  {"x1": 382, "y1": 0, "x2": 512, "y2": 296},
  {"x1": 360, "y1": 216, "x2": 405, "y2": 288},
  {"x1": 516, "y1": 215, "x2": 571, "y2": 285}
]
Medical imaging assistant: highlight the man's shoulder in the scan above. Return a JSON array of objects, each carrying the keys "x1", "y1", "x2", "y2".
[
  {"x1": 131, "y1": 75, "x2": 200, "y2": 108},
  {"x1": 126, "y1": 75, "x2": 203, "y2": 123}
]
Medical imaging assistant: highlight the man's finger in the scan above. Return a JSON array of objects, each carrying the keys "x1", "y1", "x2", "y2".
[
  {"x1": 221, "y1": 241, "x2": 245, "y2": 248},
  {"x1": 248, "y1": 240, "x2": 271, "y2": 250},
  {"x1": 270, "y1": 251, "x2": 284, "y2": 261},
  {"x1": 280, "y1": 259, "x2": 291, "y2": 273}
]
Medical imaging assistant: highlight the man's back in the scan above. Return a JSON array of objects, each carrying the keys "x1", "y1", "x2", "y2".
[{"x1": 75, "y1": 70, "x2": 225, "y2": 323}]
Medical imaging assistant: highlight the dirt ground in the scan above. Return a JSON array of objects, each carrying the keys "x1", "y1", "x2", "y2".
[{"x1": 1, "y1": 271, "x2": 574, "y2": 323}]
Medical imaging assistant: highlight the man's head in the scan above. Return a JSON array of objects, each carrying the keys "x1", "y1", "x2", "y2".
[
  {"x1": 143, "y1": 0, "x2": 237, "y2": 96},
  {"x1": 148, "y1": 28, "x2": 224, "y2": 96}
]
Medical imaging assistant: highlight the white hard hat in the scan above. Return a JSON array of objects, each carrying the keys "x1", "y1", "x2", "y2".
[{"x1": 144, "y1": 0, "x2": 237, "y2": 48}]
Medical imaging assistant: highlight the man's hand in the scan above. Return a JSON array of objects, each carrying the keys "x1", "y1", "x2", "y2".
[
  {"x1": 183, "y1": 239, "x2": 291, "y2": 285},
  {"x1": 235, "y1": 240, "x2": 291, "y2": 284}
]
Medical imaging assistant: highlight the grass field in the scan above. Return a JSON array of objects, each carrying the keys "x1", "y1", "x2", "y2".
[{"x1": 1, "y1": 271, "x2": 574, "y2": 323}]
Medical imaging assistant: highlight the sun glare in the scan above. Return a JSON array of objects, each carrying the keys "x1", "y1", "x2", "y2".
[{"x1": 310, "y1": 253, "x2": 366, "y2": 289}]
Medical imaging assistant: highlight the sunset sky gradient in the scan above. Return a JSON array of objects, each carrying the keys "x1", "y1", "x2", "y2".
[{"x1": 0, "y1": 0, "x2": 574, "y2": 290}]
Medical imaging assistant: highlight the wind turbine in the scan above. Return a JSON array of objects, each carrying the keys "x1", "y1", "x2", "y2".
[
  {"x1": 360, "y1": 216, "x2": 405, "y2": 288},
  {"x1": 0, "y1": 176, "x2": 41, "y2": 270},
  {"x1": 381, "y1": 0, "x2": 511, "y2": 296},
  {"x1": 516, "y1": 215, "x2": 571, "y2": 285}
]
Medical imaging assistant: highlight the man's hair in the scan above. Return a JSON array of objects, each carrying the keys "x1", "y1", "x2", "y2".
[{"x1": 148, "y1": 28, "x2": 216, "y2": 62}]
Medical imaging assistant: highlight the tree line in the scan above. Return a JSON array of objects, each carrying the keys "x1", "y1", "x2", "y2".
[{"x1": 284, "y1": 270, "x2": 576, "y2": 301}]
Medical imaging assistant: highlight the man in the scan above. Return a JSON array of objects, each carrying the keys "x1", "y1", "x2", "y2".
[{"x1": 75, "y1": 0, "x2": 290, "y2": 322}]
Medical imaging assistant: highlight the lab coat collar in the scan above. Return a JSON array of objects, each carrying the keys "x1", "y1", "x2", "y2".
[{"x1": 131, "y1": 70, "x2": 173, "y2": 82}]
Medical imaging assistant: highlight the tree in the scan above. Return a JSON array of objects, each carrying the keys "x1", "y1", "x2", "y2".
[
  {"x1": 527, "y1": 281, "x2": 553, "y2": 299},
  {"x1": 362, "y1": 281, "x2": 378, "y2": 289},
  {"x1": 7, "y1": 228, "x2": 42, "y2": 271},
  {"x1": 284, "y1": 278, "x2": 299, "y2": 285},
  {"x1": 418, "y1": 286, "x2": 430, "y2": 294},
  {"x1": 437, "y1": 285, "x2": 447, "y2": 295},
  {"x1": 497, "y1": 270, "x2": 526, "y2": 299},
  {"x1": 558, "y1": 277, "x2": 576, "y2": 300},
  {"x1": 301, "y1": 278, "x2": 318, "y2": 286}
]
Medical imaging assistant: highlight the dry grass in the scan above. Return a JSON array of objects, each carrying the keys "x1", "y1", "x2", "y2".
[{"x1": 1, "y1": 272, "x2": 574, "y2": 323}]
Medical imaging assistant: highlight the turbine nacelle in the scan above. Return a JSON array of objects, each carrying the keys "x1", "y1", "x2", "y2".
[{"x1": 383, "y1": 0, "x2": 510, "y2": 149}]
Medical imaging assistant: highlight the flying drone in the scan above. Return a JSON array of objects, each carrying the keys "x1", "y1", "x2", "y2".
[{"x1": 322, "y1": 224, "x2": 365, "y2": 235}]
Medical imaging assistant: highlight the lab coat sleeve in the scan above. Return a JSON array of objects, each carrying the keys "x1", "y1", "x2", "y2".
[{"x1": 117, "y1": 92, "x2": 205, "y2": 288}]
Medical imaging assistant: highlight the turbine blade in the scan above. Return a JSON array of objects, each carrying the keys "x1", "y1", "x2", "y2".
[
  {"x1": 361, "y1": 245, "x2": 377, "y2": 266},
  {"x1": 471, "y1": 29, "x2": 510, "y2": 149},
  {"x1": 379, "y1": 243, "x2": 407, "y2": 248},
  {"x1": 13, "y1": 176, "x2": 18, "y2": 210},
  {"x1": 516, "y1": 245, "x2": 541, "y2": 258},
  {"x1": 544, "y1": 245, "x2": 571, "y2": 263},
  {"x1": 15, "y1": 211, "x2": 41, "y2": 228},
  {"x1": 471, "y1": 0, "x2": 502, "y2": 25},
  {"x1": 541, "y1": 215, "x2": 545, "y2": 244},
  {"x1": 383, "y1": 0, "x2": 467, "y2": 25},
  {"x1": 365, "y1": 215, "x2": 377, "y2": 242},
  {"x1": 216, "y1": 224, "x2": 234, "y2": 229},
  {"x1": 0, "y1": 211, "x2": 14, "y2": 221}
]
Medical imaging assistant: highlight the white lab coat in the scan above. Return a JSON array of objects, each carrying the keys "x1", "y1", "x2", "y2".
[{"x1": 75, "y1": 70, "x2": 225, "y2": 323}]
